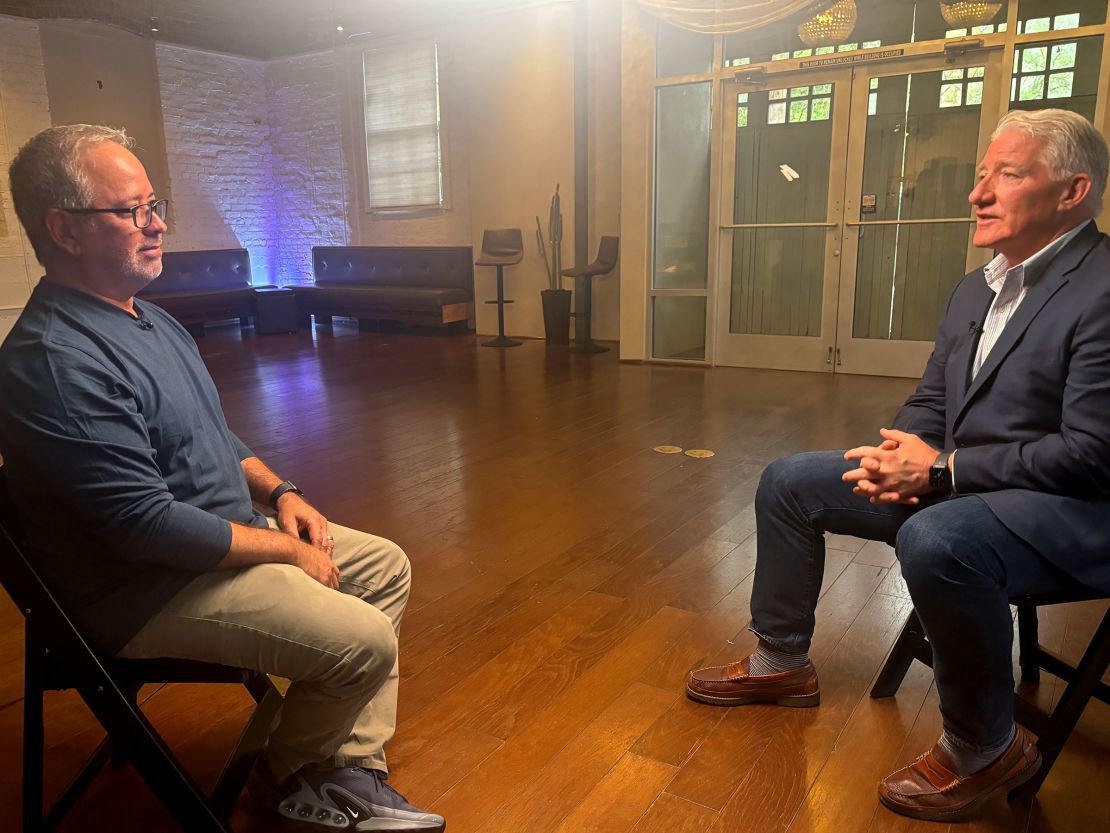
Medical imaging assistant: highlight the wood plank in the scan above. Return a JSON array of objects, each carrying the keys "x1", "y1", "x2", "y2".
[
  {"x1": 628, "y1": 792, "x2": 719, "y2": 833},
  {"x1": 699, "y1": 591, "x2": 917, "y2": 833},
  {"x1": 550, "y1": 752, "x2": 677, "y2": 833},
  {"x1": 476, "y1": 683, "x2": 676, "y2": 833},
  {"x1": 430, "y1": 607, "x2": 697, "y2": 833},
  {"x1": 854, "y1": 540, "x2": 897, "y2": 569},
  {"x1": 389, "y1": 724, "x2": 503, "y2": 810},
  {"x1": 391, "y1": 591, "x2": 622, "y2": 769},
  {"x1": 667, "y1": 568, "x2": 901, "y2": 811},
  {"x1": 465, "y1": 595, "x2": 663, "y2": 739}
]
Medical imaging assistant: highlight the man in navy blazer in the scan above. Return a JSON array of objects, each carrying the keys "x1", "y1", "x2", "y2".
[{"x1": 686, "y1": 109, "x2": 1110, "y2": 822}]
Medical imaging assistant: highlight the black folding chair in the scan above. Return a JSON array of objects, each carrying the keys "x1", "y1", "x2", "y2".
[
  {"x1": 0, "y1": 469, "x2": 282, "y2": 832},
  {"x1": 872, "y1": 591, "x2": 1110, "y2": 797}
]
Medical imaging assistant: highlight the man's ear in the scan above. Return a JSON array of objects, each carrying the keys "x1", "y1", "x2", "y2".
[
  {"x1": 42, "y1": 208, "x2": 82, "y2": 257},
  {"x1": 1059, "y1": 172, "x2": 1093, "y2": 212}
]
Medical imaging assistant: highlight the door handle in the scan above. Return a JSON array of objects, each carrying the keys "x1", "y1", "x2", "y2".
[
  {"x1": 836, "y1": 347, "x2": 842, "y2": 366},
  {"x1": 827, "y1": 346, "x2": 833, "y2": 365}
]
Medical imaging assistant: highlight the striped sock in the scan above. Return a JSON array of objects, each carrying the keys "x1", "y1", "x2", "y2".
[
  {"x1": 747, "y1": 640, "x2": 810, "y2": 677},
  {"x1": 937, "y1": 724, "x2": 1016, "y2": 778}
]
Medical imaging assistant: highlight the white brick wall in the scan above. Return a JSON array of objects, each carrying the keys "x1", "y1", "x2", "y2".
[
  {"x1": 0, "y1": 14, "x2": 52, "y2": 343},
  {"x1": 266, "y1": 52, "x2": 349, "y2": 285},
  {"x1": 156, "y1": 44, "x2": 276, "y2": 283}
]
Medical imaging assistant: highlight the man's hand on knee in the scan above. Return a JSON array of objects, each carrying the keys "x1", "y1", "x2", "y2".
[
  {"x1": 292, "y1": 543, "x2": 341, "y2": 589},
  {"x1": 276, "y1": 492, "x2": 333, "y2": 554}
]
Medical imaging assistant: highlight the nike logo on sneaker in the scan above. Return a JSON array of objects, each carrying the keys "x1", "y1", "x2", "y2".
[{"x1": 344, "y1": 803, "x2": 361, "y2": 819}]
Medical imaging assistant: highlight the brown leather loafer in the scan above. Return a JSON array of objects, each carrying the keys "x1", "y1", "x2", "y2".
[
  {"x1": 684, "y1": 656, "x2": 820, "y2": 707},
  {"x1": 878, "y1": 726, "x2": 1041, "y2": 821}
]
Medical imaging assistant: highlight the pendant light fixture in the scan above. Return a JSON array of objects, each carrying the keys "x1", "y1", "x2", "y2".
[
  {"x1": 939, "y1": 2, "x2": 1004, "y2": 28},
  {"x1": 797, "y1": 0, "x2": 858, "y2": 48}
]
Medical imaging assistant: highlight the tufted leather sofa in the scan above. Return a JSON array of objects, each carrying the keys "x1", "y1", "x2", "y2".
[
  {"x1": 138, "y1": 248, "x2": 268, "y2": 334},
  {"x1": 295, "y1": 246, "x2": 474, "y2": 330}
]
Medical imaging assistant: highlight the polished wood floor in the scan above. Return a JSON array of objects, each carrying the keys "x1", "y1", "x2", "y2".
[{"x1": 0, "y1": 323, "x2": 1107, "y2": 833}]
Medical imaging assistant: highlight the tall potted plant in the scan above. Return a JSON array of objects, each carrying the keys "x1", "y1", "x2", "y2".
[{"x1": 538, "y1": 185, "x2": 571, "y2": 345}]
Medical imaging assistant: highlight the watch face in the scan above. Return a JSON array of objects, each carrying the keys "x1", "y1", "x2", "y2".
[{"x1": 930, "y1": 457, "x2": 951, "y2": 491}]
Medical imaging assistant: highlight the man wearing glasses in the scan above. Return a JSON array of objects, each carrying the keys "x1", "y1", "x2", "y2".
[{"x1": 0, "y1": 125, "x2": 444, "y2": 832}]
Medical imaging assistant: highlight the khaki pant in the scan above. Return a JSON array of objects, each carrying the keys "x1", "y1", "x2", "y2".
[{"x1": 117, "y1": 520, "x2": 409, "y2": 781}]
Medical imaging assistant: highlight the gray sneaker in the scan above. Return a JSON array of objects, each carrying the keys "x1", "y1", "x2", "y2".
[{"x1": 259, "y1": 765, "x2": 445, "y2": 831}]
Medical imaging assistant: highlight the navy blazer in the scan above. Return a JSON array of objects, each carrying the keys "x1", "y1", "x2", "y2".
[{"x1": 893, "y1": 220, "x2": 1110, "y2": 592}]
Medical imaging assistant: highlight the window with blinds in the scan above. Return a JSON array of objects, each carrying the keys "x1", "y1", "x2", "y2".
[{"x1": 362, "y1": 42, "x2": 444, "y2": 212}]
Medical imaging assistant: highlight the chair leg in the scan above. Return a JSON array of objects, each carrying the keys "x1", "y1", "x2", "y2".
[
  {"x1": 1012, "y1": 608, "x2": 1110, "y2": 799},
  {"x1": 1017, "y1": 601, "x2": 1040, "y2": 684},
  {"x1": 482, "y1": 266, "x2": 521, "y2": 348},
  {"x1": 78, "y1": 677, "x2": 232, "y2": 833},
  {"x1": 42, "y1": 739, "x2": 114, "y2": 833},
  {"x1": 210, "y1": 676, "x2": 283, "y2": 820},
  {"x1": 570, "y1": 276, "x2": 607, "y2": 354},
  {"x1": 111, "y1": 685, "x2": 142, "y2": 767},
  {"x1": 23, "y1": 638, "x2": 45, "y2": 833},
  {"x1": 871, "y1": 610, "x2": 931, "y2": 698}
]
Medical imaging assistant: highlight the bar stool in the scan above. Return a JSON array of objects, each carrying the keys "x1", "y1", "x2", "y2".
[
  {"x1": 561, "y1": 236, "x2": 619, "y2": 353},
  {"x1": 476, "y1": 229, "x2": 524, "y2": 348}
]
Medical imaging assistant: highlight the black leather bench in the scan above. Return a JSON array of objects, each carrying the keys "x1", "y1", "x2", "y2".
[
  {"x1": 138, "y1": 248, "x2": 269, "y2": 335},
  {"x1": 294, "y1": 246, "x2": 474, "y2": 331}
]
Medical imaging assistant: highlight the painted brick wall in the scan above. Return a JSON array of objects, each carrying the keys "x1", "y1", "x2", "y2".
[
  {"x1": 265, "y1": 52, "x2": 349, "y2": 285},
  {"x1": 0, "y1": 14, "x2": 52, "y2": 343},
  {"x1": 155, "y1": 43, "x2": 276, "y2": 283}
]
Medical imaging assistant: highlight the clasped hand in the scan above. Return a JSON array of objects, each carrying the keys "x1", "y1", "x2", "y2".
[
  {"x1": 277, "y1": 493, "x2": 339, "y2": 588},
  {"x1": 842, "y1": 428, "x2": 939, "y2": 505}
]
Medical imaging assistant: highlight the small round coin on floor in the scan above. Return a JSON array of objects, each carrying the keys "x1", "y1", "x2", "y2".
[
  {"x1": 684, "y1": 449, "x2": 715, "y2": 458},
  {"x1": 653, "y1": 445, "x2": 683, "y2": 454}
]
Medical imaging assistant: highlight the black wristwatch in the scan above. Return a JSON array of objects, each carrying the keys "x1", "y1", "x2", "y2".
[
  {"x1": 269, "y1": 480, "x2": 304, "y2": 509},
  {"x1": 929, "y1": 452, "x2": 953, "y2": 495}
]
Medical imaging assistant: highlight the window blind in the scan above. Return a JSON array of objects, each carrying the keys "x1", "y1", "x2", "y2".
[{"x1": 363, "y1": 42, "x2": 444, "y2": 211}]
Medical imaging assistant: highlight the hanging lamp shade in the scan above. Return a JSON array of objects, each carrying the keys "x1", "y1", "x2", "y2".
[
  {"x1": 939, "y1": 2, "x2": 1004, "y2": 28},
  {"x1": 636, "y1": 1, "x2": 831, "y2": 35},
  {"x1": 797, "y1": 0, "x2": 857, "y2": 47}
]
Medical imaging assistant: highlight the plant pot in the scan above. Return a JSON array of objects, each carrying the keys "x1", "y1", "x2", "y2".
[{"x1": 541, "y1": 288, "x2": 572, "y2": 345}]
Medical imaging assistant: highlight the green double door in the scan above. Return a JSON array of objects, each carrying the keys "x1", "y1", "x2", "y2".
[{"x1": 716, "y1": 49, "x2": 1004, "y2": 376}]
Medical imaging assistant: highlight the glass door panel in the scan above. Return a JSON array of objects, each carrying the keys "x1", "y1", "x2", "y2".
[
  {"x1": 716, "y1": 67, "x2": 851, "y2": 372},
  {"x1": 652, "y1": 80, "x2": 712, "y2": 361},
  {"x1": 653, "y1": 296, "x2": 707, "y2": 360},
  {"x1": 654, "y1": 82, "x2": 712, "y2": 291},
  {"x1": 835, "y1": 50, "x2": 1003, "y2": 377}
]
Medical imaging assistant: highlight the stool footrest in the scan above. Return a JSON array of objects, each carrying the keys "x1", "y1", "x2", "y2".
[{"x1": 484, "y1": 299, "x2": 515, "y2": 305}]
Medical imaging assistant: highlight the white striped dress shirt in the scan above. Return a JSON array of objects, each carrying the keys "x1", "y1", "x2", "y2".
[{"x1": 972, "y1": 220, "x2": 1091, "y2": 378}]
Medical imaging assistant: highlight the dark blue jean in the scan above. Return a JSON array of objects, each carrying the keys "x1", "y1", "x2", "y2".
[{"x1": 750, "y1": 451, "x2": 1085, "y2": 749}]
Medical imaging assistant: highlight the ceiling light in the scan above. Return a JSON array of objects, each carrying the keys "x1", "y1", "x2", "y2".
[
  {"x1": 336, "y1": 25, "x2": 344, "y2": 32},
  {"x1": 939, "y1": 2, "x2": 1004, "y2": 27},
  {"x1": 798, "y1": 0, "x2": 857, "y2": 48}
]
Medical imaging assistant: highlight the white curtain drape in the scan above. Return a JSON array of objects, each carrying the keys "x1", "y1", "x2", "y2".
[{"x1": 636, "y1": 0, "x2": 830, "y2": 34}]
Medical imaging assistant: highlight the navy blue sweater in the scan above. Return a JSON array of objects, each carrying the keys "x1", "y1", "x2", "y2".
[{"x1": 0, "y1": 280, "x2": 268, "y2": 654}]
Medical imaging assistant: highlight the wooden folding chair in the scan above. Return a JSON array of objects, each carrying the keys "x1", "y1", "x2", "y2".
[
  {"x1": 871, "y1": 591, "x2": 1110, "y2": 796},
  {"x1": 0, "y1": 470, "x2": 282, "y2": 832}
]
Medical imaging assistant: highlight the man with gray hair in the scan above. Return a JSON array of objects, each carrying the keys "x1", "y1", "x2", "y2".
[
  {"x1": 687, "y1": 108, "x2": 1110, "y2": 821},
  {"x1": 0, "y1": 125, "x2": 445, "y2": 832}
]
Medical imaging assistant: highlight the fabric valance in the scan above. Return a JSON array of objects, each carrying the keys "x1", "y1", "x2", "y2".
[{"x1": 636, "y1": 0, "x2": 830, "y2": 35}]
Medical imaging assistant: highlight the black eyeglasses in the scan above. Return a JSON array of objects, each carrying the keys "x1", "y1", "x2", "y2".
[{"x1": 63, "y1": 199, "x2": 169, "y2": 229}]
